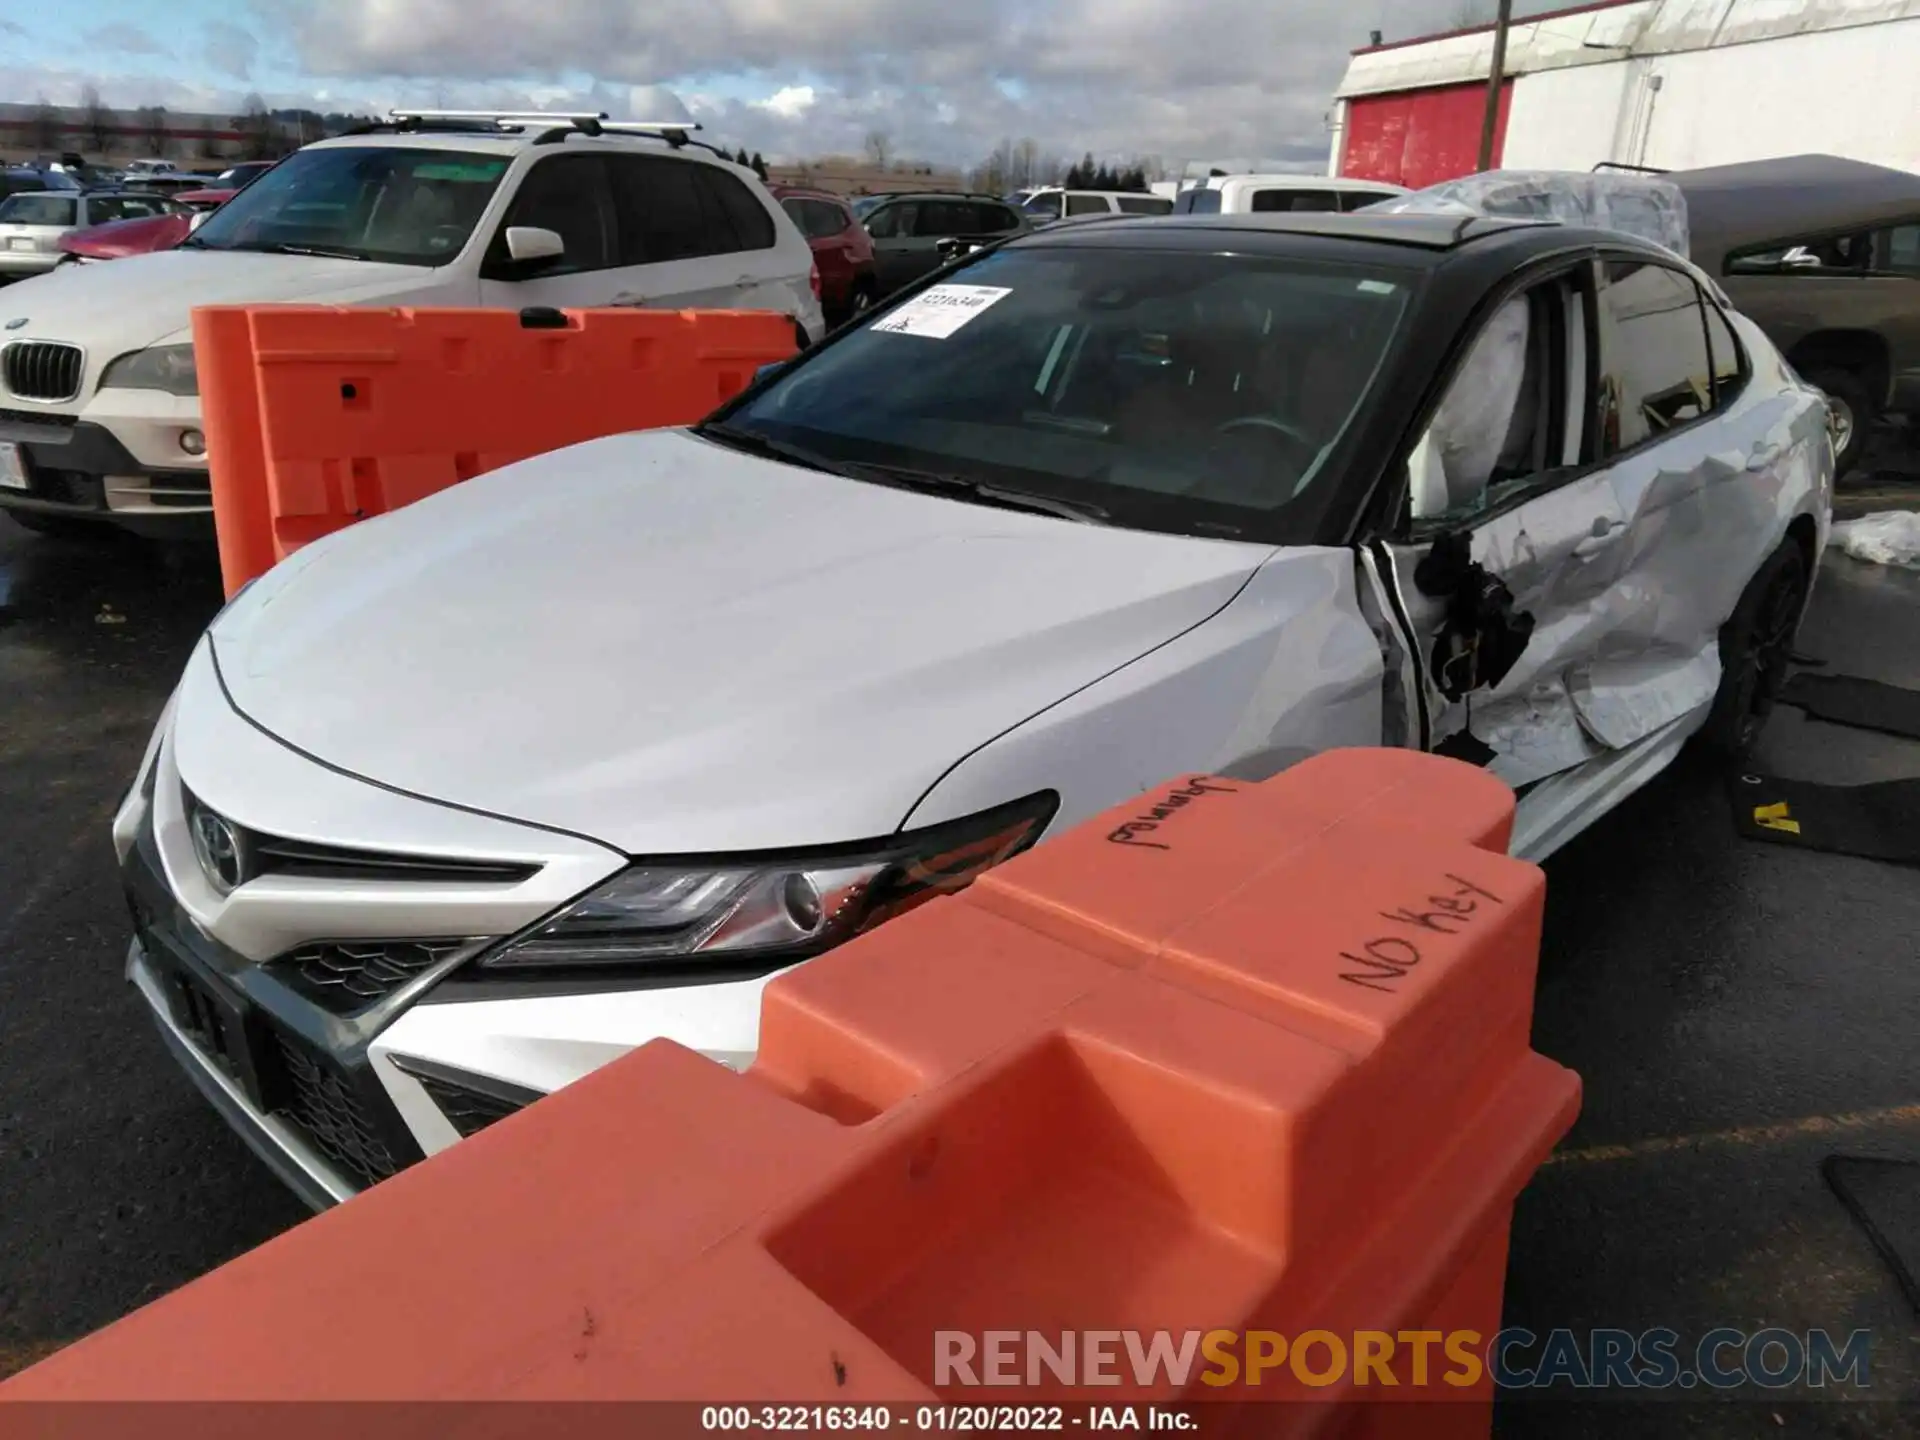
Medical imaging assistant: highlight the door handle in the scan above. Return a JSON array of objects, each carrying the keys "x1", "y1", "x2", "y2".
[
  {"x1": 1572, "y1": 517, "x2": 1627, "y2": 559},
  {"x1": 610, "y1": 292, "x2": 646, "y2": 306},
  {"x1": 1746, "y1": 444, "x2": 1784, "y2": 472}
]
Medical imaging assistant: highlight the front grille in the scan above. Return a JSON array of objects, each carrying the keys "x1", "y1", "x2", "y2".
[
  {"x1": 273, "y1": 938, "x2": 475, "y2": 1014},
  {"x1": 253, "y1": 834, "x2": 540, "y2": 885},
  {"x1": 2, "y1": 342, "x2": 83, "y2": 402},
  {"x1": 270, "y1": 1031, "x2": 401, "y2": 1189},
  {"x1": 411, "y1": 1072, "x2": 529, "y2": 1139}
]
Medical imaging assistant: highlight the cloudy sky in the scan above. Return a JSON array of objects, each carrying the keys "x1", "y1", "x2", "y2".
[{"x1": 2, "y1": 0, "x2": 1520, "y2": 168}]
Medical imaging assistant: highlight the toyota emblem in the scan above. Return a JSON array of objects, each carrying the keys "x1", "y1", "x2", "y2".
[
  {"x1": 189, "y1": 802, "x2": 247, "y2": 893},
  {"x1": 3, "y1": 318, "x2": 26, "y2": 331}
]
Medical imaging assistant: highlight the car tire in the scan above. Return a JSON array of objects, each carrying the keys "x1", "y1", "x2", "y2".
[
  {"x1": 1802, "y1": 365, "x2": 1875, "y2": 478},
  {"x1": 1696, "y1": 537, "x2": 1812, "y2": 760}
]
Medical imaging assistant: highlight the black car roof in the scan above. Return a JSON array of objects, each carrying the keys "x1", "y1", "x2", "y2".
[
  {"x1": 1004, "y1": 209, "x2": 1615, "y2": 261},
  {"x1": 1670, "y1": 154, "x2": 1920, "y2": 265},
  {"x1": 866, "y1": 191, "x2": 1015, "y2": 205}
]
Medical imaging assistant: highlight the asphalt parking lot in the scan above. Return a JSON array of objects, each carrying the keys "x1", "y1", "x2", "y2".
[{"x1": 2, "y1": 463, "x2": 1918, "y2": 1427}]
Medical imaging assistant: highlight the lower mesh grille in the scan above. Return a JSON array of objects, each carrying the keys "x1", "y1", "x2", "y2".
[
  {"x1": 274, "y1": 938, "x2": 474, "y2": 1013},
  {"x1": 412, "y1": 1072, "x2": 530, "y2": 1139},
  {"x1": 270, "y1": 1033, "x2": 401, "y2": 1189}
]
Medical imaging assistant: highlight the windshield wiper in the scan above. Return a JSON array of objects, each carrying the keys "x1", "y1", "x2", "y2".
[
  {"x1": 843, "y1": 462, "x2": 1112, "y2": 525},
  {"x1": 692, "y1": 422, "x2": 864, "y2": 479},
  {"x1": 693, "y1": 426, "x2": 1109, "y2": 524},
  {"x1": 224, "y1": 241, "x2": 371, "y2": 260}
]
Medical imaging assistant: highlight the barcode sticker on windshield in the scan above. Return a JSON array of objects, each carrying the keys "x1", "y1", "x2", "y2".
[{"x1": 871, "y1": 284, "x2": 1013, "y2": 339}]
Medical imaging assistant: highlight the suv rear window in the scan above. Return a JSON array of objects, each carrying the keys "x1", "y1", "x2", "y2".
[
  {"x1": 1252, "y1": 189, "x2": 1339, "y2": 213},
  {"x1": 780, "y1": 197, "x2": 847, "y2": 240},
  {"x1": 1116, "y1": 195, "x2": 1173, "y2": 215},
  {"x1": 0, "y1": 193, "x2": 77, "y2": 226}
]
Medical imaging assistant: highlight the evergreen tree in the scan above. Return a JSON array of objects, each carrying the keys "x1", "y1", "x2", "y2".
[{"x1": 751, "y1": 152, "x2": 768, "y2": 180}]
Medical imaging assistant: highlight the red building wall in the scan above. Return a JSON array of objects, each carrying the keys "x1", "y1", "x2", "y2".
[{"x1": 1340, "y1": 80, "x2": 1514, "y2": 189}]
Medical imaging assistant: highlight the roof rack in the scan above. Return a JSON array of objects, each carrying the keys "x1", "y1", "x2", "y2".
[
  {"x1": 388, "y1": 108, "x2": 610, "y2": 127},
  {"x1": 346, "y1": 108, "x2": 732, "y2": 161}
]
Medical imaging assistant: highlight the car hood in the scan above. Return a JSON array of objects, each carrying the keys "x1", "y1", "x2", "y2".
[
  {"x1": 1, "y1": 248, "x2": 455, "y2": 349},
  {"x1": 210, "y1": 429, "x2": 1275, "y2": 855},
  {"x1": 61, "y1": 213, "x2": 192, "y2": 257}
]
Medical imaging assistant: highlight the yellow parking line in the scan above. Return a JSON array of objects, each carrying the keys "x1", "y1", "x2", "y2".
[{"x1": 1547, "y1": 1103, "x2": 1920, "y2": 1166}]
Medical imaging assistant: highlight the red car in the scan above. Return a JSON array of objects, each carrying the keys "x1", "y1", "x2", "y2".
[
  {"x1": 770, "y1": 185, "x2": 878, "y2": 323},
  {"x1": 56, "y1": 209, "x2": 197, "y2": 264}
]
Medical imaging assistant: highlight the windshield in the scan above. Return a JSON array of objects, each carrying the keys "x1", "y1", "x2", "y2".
[
  {"x1": 187, "y1": 146, "x2": 511, "y2": 265},
  {"x1": 851, "y1": 195, "x2": 884, "y2": 218},
  {"x1": 720, "y1": 245, "x2": 1414, "y2": 542},
  {"x1": 0, "y1": 194, "x2": 77, "y2": 226},
  {"x1": 1022, "y1": 192, "x2": 1064, "y2": 220}
]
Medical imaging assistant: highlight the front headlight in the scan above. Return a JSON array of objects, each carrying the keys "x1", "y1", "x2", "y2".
[
  {"x1": 474, "y1": 791, "x2": 1058, "y2": 974},
  {"x1": 100, "y1": 343, "x2": 198, "y2": 396}
]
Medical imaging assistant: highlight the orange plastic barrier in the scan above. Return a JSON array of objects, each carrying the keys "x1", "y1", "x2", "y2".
[
  {"x1": 193, "y1": 304, "x2": 799, "y2": 596},
  {"x1": 1, "y1": 750, "x2": 1578, "y2": 1436}
]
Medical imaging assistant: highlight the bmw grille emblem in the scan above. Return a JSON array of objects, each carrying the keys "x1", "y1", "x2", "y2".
[
  {"x1": 189, "y1": 800, "x2": 248, "y2": 893},
  {"x1": 3, "y1": 318, "x2": 26, "y2": 331}
]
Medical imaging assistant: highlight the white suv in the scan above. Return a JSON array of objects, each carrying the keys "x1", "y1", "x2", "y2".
[
  {"x1": 1018, "y1": 188, "x2": 1175, "y2": 223},
  {"x1": 0, "y1": 111, "x2": 826, "y2": 539},
  {"x1": 1171, "y1": 175, "x2": 1409, "y2": 215}
]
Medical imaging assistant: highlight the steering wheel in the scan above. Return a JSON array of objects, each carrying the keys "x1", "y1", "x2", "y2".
[
  {"x1": 1189, "y1": 413, "x2": 1320, "y2": 505},
  {"x1": 1214, "y1": 413, "x2": 1317, "y2": 450}
]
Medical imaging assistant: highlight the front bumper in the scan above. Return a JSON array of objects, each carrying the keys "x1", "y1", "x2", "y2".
[
  {"x1": 119, "y1": 645, "x2": 782, "y2": 1204},
  {"x1": 127, "y1": 939, "x2": 355, "y2": 1210},
  {"x1": 125, "y1": 803, "x2": 782, "y2": 1205},
  {"x1": 0, "y1": 394, "x2": 213, "y2": 534}
]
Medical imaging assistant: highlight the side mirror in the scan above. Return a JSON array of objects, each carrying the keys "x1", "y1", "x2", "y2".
[
  {"x1": 753, "y1": 361, "x2": 786, "y2": 386},
  {"x1": 505, "y1": 226, "x2": 565, "y2": 263}
]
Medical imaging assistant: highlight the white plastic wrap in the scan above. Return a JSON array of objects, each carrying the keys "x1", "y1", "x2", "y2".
[
  {"x1": 1373, "y1": 170, "x2": 1690, "y2": 260},
  {"x1": 1830, "y1": 510, "x2": 1920, "y2": 569},
  {"x1": 1416, "y1": 295, "x2": 1532, "y2": 516}
]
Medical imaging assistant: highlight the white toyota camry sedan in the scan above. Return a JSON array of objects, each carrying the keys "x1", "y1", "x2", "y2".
[{"x1": 114, "y1": 206, "x2": 1831, "y2": 1205}]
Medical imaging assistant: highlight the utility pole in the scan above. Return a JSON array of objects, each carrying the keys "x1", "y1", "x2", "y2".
[{"x1": 1476, "y1": 0, "x2": 1514, "y2": 171}]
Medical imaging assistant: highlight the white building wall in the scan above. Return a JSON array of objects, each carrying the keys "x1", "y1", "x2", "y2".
[
  {"x1": 1501, "y1": 63, "x2": 1643, "y2": 172},
  {"x1": 1340, "y1": 0, "x2": 1920, "y2": 176},
  {"x1": 1636, "y1": 18, "x2": 1920, "y2": 172}
]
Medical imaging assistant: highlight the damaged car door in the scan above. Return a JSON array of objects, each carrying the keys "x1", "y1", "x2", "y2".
[
  {"x1": 1369, "y1": 255, "x2": 1634, "y2": 793},
  {"x1": 1369, "y1": 250, "x2": 1812, "y2": 847}
]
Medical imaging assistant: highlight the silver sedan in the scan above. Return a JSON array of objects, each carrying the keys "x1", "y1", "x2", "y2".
[{"x1": 0, "y1": 191, "x2": 177, "y2": 279}]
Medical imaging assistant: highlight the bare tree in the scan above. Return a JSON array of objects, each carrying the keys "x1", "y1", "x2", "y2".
[
  {"x1": 31, "y1": 97, "x2": 62, "y2": 155},
  {"x1": 238, "y1": 92, "x2": 278, "y2": 160},
  {"x1": 79, "y1": 84, "x2": 116, "y2": 157},
  {"x1": 863, "y1": 130, "x2": 892, "y2": 170},
  {"x1": 1014, "y1": 138, "x2": 1039, "y2": 188},
  {"x1": 137, "y1": 104, "x2": 168, "y2": 158}
]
